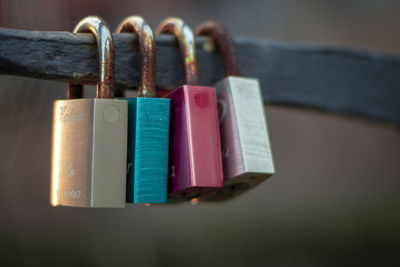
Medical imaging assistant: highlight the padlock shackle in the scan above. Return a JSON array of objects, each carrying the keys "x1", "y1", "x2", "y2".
[
  {"x1": 195, "y1": 21, "x2": 241, "y2": 77},
  {"x1": 156, "y1": 17, "x2": 199, "y2": 86},
  {"x1": 67, "y1": 84, "x2": 83, "y2": 99},
  {"x1": 67, "y1": 16, "x2": 115, "y2": 99},
  {"x1": 116, "y1": 16, "x2": 156, "y2": 98}
]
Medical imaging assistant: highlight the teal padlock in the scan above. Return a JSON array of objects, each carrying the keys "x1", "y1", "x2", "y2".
[{"x1": 116, "y1": 16, "x2": 170, "y2": 204}]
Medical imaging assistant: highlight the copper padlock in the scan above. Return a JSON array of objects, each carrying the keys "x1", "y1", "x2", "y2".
[
  {"x1": 196, "y1": 21, "x2": 275, "y2": 200},
  {"x1": 156, "y1": 17, "x2": 224, "y2": 199},
  {"x1": 51, "y1": 16, "x2": 128, "y2": 207}
]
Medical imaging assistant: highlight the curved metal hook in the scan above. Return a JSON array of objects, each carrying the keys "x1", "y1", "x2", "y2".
[
  {"x1": 116, "y1": 16, "x2": 156, "y2": 97},
  {"x1": 156, "y1": 17, "x2": 198, "y2": 86},
  {"x1": 195, "y1": 20, "x2": 241, "y2": 77},
  {"x1": 68, "y1": 16, "x2": 115, "y2": 99}
]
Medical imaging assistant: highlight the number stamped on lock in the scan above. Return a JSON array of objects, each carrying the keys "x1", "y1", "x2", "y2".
[{"x1": 57, "y1": 189, "x2": 82, "y2": 200}]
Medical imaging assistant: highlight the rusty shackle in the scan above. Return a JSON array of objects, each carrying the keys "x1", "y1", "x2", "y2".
[
  {"x1": 116, "y1": 16, "x2": 156, "y2": 97},
  {"x1": 67, "y1": 16, "x2": 115, "y2": 99},
  {"x1": 156, "y1": 17, "x2": 199, "y2": 86},
  {"x1": 195, "y1": 20, "x2": 241, "y2": 77}
]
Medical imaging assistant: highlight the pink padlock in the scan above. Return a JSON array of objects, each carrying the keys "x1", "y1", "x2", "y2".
[{"x1": 156, "y1": 17, "x2": 224, "y2": 199}]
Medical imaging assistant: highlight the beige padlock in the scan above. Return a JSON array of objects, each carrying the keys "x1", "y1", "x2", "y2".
[{"x1": 50, "y1": 16, "x2": 128, "y2": 208}]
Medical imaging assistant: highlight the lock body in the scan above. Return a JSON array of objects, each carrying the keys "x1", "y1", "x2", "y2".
[
  {"x1": 168, "y1": 85, "x2": 224, "y2": 198},
  {"x1": 51, "y1": 98, "x2": 128, "y2": 207},
  {"x1": 125, "y1": 97, "x2": 170, "y2": 203},
  {"x1": 205, "y1": 76, "x2": 275, "y2": 200}
]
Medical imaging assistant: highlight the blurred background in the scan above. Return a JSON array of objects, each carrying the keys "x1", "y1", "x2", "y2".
[{"x1": 0, "y1": 0, "x2": 399, "y2": 266}]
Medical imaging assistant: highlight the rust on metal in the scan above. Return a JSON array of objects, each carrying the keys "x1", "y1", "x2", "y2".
[
  {"x1": 68, "y1": 16, "x2": 115, "y2": 99},
  {"x1": 156, "y1": 17, "x2": 199, "y2": 86},
  {"x1": 116, "y1": 16, "x2": 156, "y2": 97},
  {"x1": 195, "y1": 20, "x2": 241, "y2": 77},
  {"x1": 67, "y1": 83, "x2": 83, "y2": 99}
]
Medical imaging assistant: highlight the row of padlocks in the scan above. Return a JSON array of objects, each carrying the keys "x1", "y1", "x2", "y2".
[{"x1": 50, "y1": 16, "x2": 275, "y2": 208}]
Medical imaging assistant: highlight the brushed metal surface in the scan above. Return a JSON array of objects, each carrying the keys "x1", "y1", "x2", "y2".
[
  {"x1": 51, "y1": 98, "x2": 128, "y2": 207},
  {"x1": 205, "y1": 76, "x2": 274, "y2": 200},
  {"x1": 125, "y1": 97, "x2": 170, "y2": 204},
  {"x1": 168, "y1": 85, "x2": 224, "y2": 198}
]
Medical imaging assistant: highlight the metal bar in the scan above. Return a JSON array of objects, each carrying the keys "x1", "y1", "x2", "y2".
[{"x1": 0, "y1": 28, "x2": 399, "y2": 125}]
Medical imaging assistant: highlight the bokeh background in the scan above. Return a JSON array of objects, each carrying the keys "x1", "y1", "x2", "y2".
[{"x1": 0, "y1": 0, "x2": 399, "y2": 266}]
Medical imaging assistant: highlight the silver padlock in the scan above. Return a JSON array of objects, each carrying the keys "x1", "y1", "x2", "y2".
[
  {"x1": 50, "y1": 16, "x2": 128, "y2": 208},
  {"x1": 196, "y1": 21, "x2": 275, "y2": 200}
]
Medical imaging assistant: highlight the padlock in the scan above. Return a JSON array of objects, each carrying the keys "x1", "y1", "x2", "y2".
[
  {"x1": 195, "y1": 21, "x2": 275, "y2": 200},
  {"x1": 50, "y1": 16, "x2": 128, "y2": 208},
  {"x1": 156, "y1": 17, "x2": 224, "y2": 199},
  {"x1": 116, "y1": 16, "x2": 170, "y2": 204}
]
